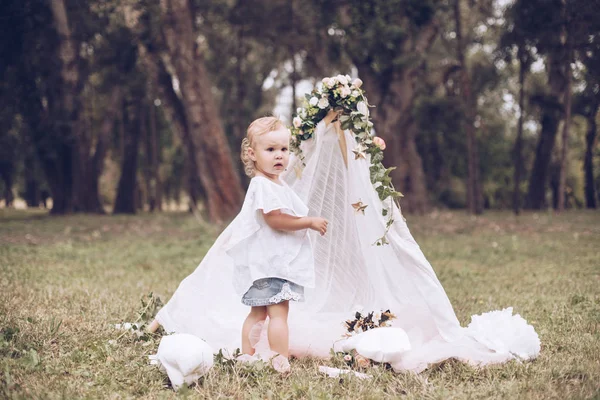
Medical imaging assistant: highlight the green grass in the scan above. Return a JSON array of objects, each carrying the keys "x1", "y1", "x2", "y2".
[{"x1": 0, "y1": 209, "x2": 599, "y2": 399}]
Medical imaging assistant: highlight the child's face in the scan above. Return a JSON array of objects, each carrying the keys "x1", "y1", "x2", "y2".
[{"x1": 249, "y1": 128, "x2": 290, "y2": 177}]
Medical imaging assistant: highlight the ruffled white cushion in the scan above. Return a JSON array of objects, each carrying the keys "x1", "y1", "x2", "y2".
[
  {"x1": 151, "y1": 333, "x2": 214, "y2": 390},
  {"x1": 466, "y1": 307, "x2": 541, "y2": 360},
  {"x1": 336, "y1": 327, "x2": 412, "y2": 363}
]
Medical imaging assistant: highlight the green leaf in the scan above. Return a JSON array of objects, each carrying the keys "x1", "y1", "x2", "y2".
[
  {"x1": 341, "y1": 119, "x2": 353, "y2": 130},
  {"x1": 384, "y1": 166, "x2": 396, "y2": 176}
]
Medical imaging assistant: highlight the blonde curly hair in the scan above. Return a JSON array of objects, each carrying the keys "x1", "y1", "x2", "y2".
[{"x1": 241, "y1": 116, "x2": 286, "y2": 177}]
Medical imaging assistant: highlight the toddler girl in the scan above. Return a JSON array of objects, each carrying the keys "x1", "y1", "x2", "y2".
[
  {"x1": 147, "y1": 116, "x2": 327, "y2": 374},
  {"x1": 233, "y1": 116, "x2": 327, "y2": 372}
]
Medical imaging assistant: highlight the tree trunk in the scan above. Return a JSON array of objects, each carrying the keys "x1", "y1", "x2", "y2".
[
  {"x1": 17, "y1": 61, "x2": 70, "y2": 214},
  {"x1": 365, "y1": 80, "x2": 430, "y2": 214},
  {"x1": 454, "y1": 0, "x2": 483, "y2": 214},
  {"x1": 584, "y1": 105, "x2": 599, "y2": 208},
  {"x1": 513, "y1": 47, "x2": 527, "y2": 215},
  {"x1": 75, "y1": 87, "x2": 93, "y2": 212},
  {"x1": 233, "y1": 29, "x2": 250, "y2": 188},
  {"x1": 289, "y1": 0, "x2": 298, "y2": 117},
  {"x1": 557, "y1": 65, "x2": 572, "y2": 211},
  {"x1": 159, "y1": 0, "x2": 243, "y2": 223},
  {"x1": 550, "y1": 163, "x2": 560, "y2": 209},
  {"x1": 84, "y1": 86, "x2": 122, "y2": 213},
  {"x1": 557, "y1": 21, "x2": 573, "y2": 212},
  {"x1": 145, "y1": 97, "x2": 162, "y2": 211},
  {"x1": 0, "y1": 164, "x2": 14, "y2": 207},
  {"x1": 23, "y1": 146, "x2": 41, "y2": 208},
  {"x1": 186, "y1": 156, "x2": 204, "y2": 212},
  {"x1": 144, "y1": 48, "x2": 206, "y2": 207},
  {"x1": 114, "y1": 99, "x2": 142, "y2": 214},
  {"x1": 47, "y1": 0, "x2": 82, "y2": 214},
  {"x1": 526, "y1": 52, "x2": 568, "y2": 209},
  {"x1": 291, "y1": 56, "x2": 298, "y2": 118}
]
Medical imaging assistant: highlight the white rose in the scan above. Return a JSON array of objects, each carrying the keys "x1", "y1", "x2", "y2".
[
  {"x1": 337, "y1": 74, "x2": 348, "y2": 85},
  {"x1": 357, "y1": 101, "x2": 369, "y2": 118},
  {"x1": 293, "y1": 116, "x2": 302, "y2": 128},
  {"x1": 353, "y1": 78, "x2": 363, "y2": 88},
  {"x1": 322, "y1": 77, "x2": 334, "y2": 88},
  {"x1": 345, "y1": 74, "x2": 352, "y2": 81},
  {"x1": 296, "y1": 107, "x2": 302, "y2": 114},
  {"x1": 317, "y1": 97, "x2": 330, "y2": 109},
  {"x1": 352, "y1": 90, "x2": 360, "y2": 97},
  {"x1": 340, "y1": 86, "x2": 352, "y2": 98},
  {"x1": 309, "y1": 97, "x2": 319, "y2": 106}
]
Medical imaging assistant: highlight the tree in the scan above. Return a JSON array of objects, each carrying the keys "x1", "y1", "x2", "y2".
[
  {"x1": 453, "y1": 0, "x2": 484, "y2": 214},
  {"x1": 332, "y1": 0, "x2": 439, "y2": 213},
  {"x1": 575, "y1": 24, "x2": 600, "y2": 209},
  {"x1": 5, "y1": 0, "x2": 82, "y2": 214},
  {"x1": 47, "y1": 0, "x2": 85, "y2": 213},
  {"x1": 500, "y1": 0, "x2": 535, "y2": 214},
  {"x1": 1, "y1": 0, "x2": 132, "y2": 214},
  {"x1": 155, "y1": 0, "x2": 244, "y2": 222},
  {"x1": 114, "y1": 96, "x2": 143, "y2": 214}
]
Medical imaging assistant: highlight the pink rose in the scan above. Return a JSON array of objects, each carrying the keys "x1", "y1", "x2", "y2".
[{"x1": 373, "y1": 137, "x2": 386, "y2": 150}]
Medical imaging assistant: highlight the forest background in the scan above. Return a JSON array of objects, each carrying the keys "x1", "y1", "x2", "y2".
[{"x1": 1, "y1": 0, "x2": 599, "y2": 221}]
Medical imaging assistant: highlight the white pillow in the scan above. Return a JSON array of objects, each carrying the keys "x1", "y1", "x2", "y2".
[
  {"x1": 153, "y1": 333, "x2": 214, "y2": 390},
  {"x1": 339, "y1": 327, "x2": 411, "y2": 364}
]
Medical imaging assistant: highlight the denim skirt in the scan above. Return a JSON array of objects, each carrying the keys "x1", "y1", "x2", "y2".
[{"x1": 241, "y1": 277, "x2": 305, "y2": 307}]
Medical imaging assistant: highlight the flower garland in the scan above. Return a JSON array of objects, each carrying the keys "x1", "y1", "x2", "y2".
[{"x1": 290, "y1": 74, "x2": 403, "y2": 245}]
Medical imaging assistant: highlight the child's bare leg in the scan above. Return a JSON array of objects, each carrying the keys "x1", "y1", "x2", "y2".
[
  {"x1": 147, "y1": 319, "x2": 160, "y2": 333},
  {"x1": 266, "y1": 301, "x2": 289, "y2": 357},
  {"x1": 242, "y1": 306, "x2": 267, "y2": 355}
]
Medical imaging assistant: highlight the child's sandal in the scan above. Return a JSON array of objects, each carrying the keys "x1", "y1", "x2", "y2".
[{"x1": 270, "y1": 354, "x2": 291, "y2": 374}]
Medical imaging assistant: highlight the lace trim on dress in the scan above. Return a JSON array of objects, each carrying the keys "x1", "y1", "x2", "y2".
[{"x1": 268, "y1": 282, "x2": 302, "y2": 303}]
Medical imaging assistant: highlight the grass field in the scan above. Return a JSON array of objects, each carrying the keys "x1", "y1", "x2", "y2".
[{"x1": 0, "y1": 209, "x2": 599, "y2": 399}]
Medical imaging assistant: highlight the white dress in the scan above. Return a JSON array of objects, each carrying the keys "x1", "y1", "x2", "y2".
[{"x1": 224, "y1": 175, "x2": 315, "y2": 294}]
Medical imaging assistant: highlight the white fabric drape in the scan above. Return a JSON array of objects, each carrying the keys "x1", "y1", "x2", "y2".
[{"x1": 155, "y1": 119, "x2": 540, "y2": 372}]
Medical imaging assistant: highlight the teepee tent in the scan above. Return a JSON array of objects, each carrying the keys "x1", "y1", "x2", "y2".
[{"x1": 155, "y1": 77, "x2": 540, "y2": 372}]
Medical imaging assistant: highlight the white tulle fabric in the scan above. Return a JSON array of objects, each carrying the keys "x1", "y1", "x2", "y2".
[
  {"x1": 155, "y1": 120, "x2": 540, "y2": 372},
  {"x1": 224, "y1": 176, "x2": 315, "y2": 294}
]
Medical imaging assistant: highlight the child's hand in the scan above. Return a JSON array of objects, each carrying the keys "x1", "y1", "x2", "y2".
[{"x1": 309, "y1": 217, "x2": 328, "y2": 236}]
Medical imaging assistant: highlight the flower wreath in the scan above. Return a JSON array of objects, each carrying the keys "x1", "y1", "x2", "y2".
[{"x1": 290, "y1": 74, "x2": 403, "y2": 245}]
